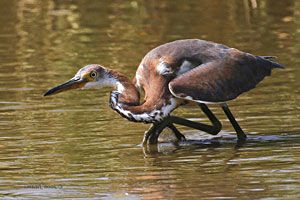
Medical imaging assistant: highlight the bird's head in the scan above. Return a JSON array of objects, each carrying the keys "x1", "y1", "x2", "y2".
[{"x1": 44, "y1": 64, "x2": 109, "y2": 96}]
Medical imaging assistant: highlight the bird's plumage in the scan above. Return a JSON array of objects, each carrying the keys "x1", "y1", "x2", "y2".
[
  {"x1": 45, "y1": 39, "x2": 283, "y2": 124},
  {"x1": 137, "y1": 39, "x2": 283, "y2": 104}
]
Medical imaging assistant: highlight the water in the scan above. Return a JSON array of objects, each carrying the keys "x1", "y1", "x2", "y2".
[{"x1": 0, "y1": 0, "x2": 299, "y2": 199}]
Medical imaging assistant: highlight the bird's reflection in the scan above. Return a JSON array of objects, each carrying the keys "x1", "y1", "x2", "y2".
[
  {"x1": 141, "y1": 137, "x2": 225, "y2": 156},
  {"x1": 141, "y1": 132, "x2": 296, "y2": 156}
]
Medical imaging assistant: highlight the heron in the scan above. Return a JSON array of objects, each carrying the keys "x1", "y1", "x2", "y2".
[{"x1": 44, "y1": 39, "x2": 283, "y2": 145}]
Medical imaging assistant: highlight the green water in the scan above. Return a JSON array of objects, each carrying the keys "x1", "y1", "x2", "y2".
[{"x1": 0, "y1": 0, "x2": 299, "y2": 199}]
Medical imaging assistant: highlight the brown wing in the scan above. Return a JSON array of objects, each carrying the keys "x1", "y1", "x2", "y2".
[{"x1": 168, "y1": 54, "x2": 283, "y2": 103}]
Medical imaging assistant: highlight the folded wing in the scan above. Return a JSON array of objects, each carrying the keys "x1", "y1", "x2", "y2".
[{"x1": 169, "y1": 54, "x2": 283, "y2": 103}]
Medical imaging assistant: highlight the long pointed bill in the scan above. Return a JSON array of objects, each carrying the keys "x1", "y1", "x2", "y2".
[{"x1": 43, "y1": 77, "x2": 87, "y2": 96}]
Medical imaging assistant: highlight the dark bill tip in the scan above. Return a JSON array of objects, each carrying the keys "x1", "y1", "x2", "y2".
[
  {"x1": 43, "y1": 84, "x2": 65, "y2": 97},
  {"x1": 43, "y1": 78, "x2": 86, "y2": 97},
  {"x1": 43, "y1": 88, "x2": 56, "y2": 96}
]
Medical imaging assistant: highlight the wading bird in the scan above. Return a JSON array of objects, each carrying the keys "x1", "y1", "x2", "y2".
[{"x1": 44, "y1": 39, "x2": 283, "y2": 144}]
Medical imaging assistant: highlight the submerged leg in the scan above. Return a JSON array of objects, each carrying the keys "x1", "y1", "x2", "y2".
[
  {"x1": 221, "y1": 103, "x2": 247, "y2": 141},
  {"x1": 145, "y1": 104, "x2": 222, "y2": 144}
]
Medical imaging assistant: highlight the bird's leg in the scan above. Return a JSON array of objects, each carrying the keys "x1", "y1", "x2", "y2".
[
  {"x1": 221, "y1": 103, "x2": 247, "y2": 141},
  {"x1": 142, "y1": 122, "x2": 161, "y2": 145},
  {"x1": 167, "y1": 124, "x2": 186, "y2": 141},
  {"x1": 143, "y1": 104, "x2": 221, "y2": 144},
  {"x1": 164, "y1": 104, "x2": 222, "y2": 135},
  {"x1": 147, "y1": 119, "x2": 170, "y2": 144},
  {"x1": 143, "y1": 119, "x2": 186, "y2": 145},
  {"x1": 166, "y1": 115, "x2": 222, "y2": 135},
  {"x1": 146, "y1": 104, "x2": 222, "y2": 144},
  {"x1": 197, "y1": 103, "x2": 222, "y2": 134}
]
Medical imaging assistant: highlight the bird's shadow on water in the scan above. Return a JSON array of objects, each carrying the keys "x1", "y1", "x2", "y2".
[{"x1": 140, "y1": 131, "x2": 300, "y2": 156}]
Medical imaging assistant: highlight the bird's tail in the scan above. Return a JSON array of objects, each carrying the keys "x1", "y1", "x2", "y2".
[{"x1": 258, "y1": 56, "x2": 285, "y2": 69}]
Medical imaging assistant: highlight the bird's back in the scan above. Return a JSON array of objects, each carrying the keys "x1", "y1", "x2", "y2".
[
  {"x1": 142, "y1": 39, "x2": 230, "y2": 65},
  {"x1": 135, "y1": 39, "x2": 283, "y2": 104}
]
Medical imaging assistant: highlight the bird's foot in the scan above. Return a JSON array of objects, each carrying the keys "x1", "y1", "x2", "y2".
[
  {"x1": 236, "y1": 132, "x2": 247, "y2": 146},
  {"x1": 237, "y1": 130, "x2": 247, "y2": 142},
  {"x1": 236, "y1": 137, "x2": 247, "y2": 148}
]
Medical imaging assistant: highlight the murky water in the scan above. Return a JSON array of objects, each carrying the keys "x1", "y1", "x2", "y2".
[{"x1": 0, "y1": 0, "x2": 299, "y2": 199}]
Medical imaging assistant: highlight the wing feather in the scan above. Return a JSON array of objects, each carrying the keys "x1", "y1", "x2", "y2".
[{"x1": 169, "y1": 54, "x2": 282, "y2": 103}]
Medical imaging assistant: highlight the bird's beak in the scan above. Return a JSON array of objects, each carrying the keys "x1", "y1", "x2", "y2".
[{"x1": 43, "y1": 77, "x2": 87, "y2": 96}]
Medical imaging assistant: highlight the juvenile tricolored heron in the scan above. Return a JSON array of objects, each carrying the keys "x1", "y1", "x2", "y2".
[{"x1": 44, "y1": 39, "x2": 283, "y2": 144}]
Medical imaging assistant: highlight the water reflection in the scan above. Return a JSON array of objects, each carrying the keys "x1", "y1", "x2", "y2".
[{"x1": 0, "y1": 0, "x2": 299, "y2": 199}]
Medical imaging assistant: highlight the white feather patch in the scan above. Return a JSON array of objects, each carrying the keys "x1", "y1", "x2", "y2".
[
  {"x1": 113, "y1": 98, "x2": 178, "y2": 123},
  {"x1": 82, "y1": 75, "x2": 124, "y2": 93},
  {"x1": 177, "y1": 60, "x2": 195, "y2": 75},
  {"x1": 156, "y1": 61, "x2": 171, "y2": 75}
]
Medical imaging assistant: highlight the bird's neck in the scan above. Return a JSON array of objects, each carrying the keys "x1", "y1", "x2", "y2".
[
  {"x1": 106, "y1": 68, "x2": 180, "y2": 123},
  {"x1": 105, "y1": 69, "x2": 140, "y2": 106}
]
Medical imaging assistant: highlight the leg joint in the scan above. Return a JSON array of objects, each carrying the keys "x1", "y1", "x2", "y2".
[{"x1": 211, "y1": 120, "x2": 222, "y2": 134}]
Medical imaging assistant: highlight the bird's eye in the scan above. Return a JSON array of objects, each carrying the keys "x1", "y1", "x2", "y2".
[{"x1": 90, "y1": 71, "x2": 97, "y2": 78}]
